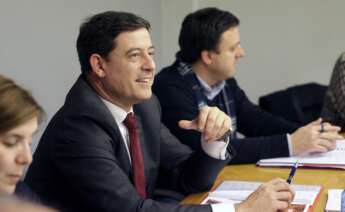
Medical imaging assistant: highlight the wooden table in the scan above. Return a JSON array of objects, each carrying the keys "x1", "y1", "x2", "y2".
[{"x1": 181, "y1": 164, "x2": 345, "y2": 211}]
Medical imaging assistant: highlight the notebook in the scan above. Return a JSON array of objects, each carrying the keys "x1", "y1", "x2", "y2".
[
  {"x1": 325, "y1": 189, "x2": 343, "y2": 212},
  {"x1": 257, "y1": 140, "x2": 345, "y2": 169},
  {"x1": 201, "y1": 180, "x2": 322, "y2": 212},
  {"x1": 326, "y1": 189, "x2": 345, "y2": 212}
]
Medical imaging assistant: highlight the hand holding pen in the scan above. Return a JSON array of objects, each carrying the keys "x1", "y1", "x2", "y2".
[
  {"x1": 287, "y1": 160, "x2": 299, "y2": 184},
  {"x1": 290, "y1": 118, "x2": 342, "y2": 155}
]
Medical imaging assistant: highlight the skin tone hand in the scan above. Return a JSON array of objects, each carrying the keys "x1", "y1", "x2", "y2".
[
  {"x1": 235, "y1": 178, "x2": 295, "y2": 212},
  {"x1": 178, "y1": 106, "x2": 231, "y2": 142},
  {"x1": 291, "y1": 118, "x2": 343, "y2": 155}
]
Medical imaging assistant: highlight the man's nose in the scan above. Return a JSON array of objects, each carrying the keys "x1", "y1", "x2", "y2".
[
  {"x1": 237, "y1": 45, "x2": 245, "y2": 58},
  {"x1": 143, "y1": 54, "x2": 156, "y2": 72}
]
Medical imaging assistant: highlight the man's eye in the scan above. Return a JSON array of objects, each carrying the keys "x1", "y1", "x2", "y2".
[
  {"x1": 129, "y1": 53, "x2": 140, "y2": 58},
  {"x1": 149, "y1": 51, "x2": 155, "y2": 57}
]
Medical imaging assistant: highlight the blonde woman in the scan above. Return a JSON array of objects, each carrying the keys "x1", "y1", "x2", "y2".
[{"x1": 0, "y1": 74, "x2": 43, "y2": 201}]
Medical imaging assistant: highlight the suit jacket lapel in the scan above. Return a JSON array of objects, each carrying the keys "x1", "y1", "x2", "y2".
[
  {"x1": 109, "y1": 120, "x2": 132, "y2": 176},
  {"x1": 70, "y1": 76, "x2": 132, "y2": 176}
]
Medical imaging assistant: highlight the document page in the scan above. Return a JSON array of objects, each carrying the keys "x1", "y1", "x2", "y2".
[
  {"x1": 202, "y1": 180, "x2": 322, "y2": 212},
  {"x1": 326, "y1": 189, "x2": 343, "y2": 212},
  {"x1": 257, "y1": 140, "x2": 345, "y2": 168}
]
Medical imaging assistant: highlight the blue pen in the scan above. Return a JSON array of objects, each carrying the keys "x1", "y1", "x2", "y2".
[
  {"x1": 287, "y1": 160, "x2": 299, "y2": 184},
  {"x1": 320, "y1": 122, "x2": 325, "y2": 133}
]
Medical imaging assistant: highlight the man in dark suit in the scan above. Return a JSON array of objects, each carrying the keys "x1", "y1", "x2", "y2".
[
  {"x1": 153, "y1": 7, "x2": 342, "y2": 164},
  {"x1": 25, "y1": 11, "x2": 295, "y2": 212}
]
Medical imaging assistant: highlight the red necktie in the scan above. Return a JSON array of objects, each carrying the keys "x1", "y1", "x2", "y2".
[{"x1": 123, "y1": 113, "x2": 146, "y2": 198}]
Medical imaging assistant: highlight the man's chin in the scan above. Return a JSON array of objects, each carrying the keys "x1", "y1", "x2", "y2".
[
  {"x1": 225, "y1": 71, "x2": 236, "y2": 79},
  {"x1": 134, "y1": 92, "x2": 152, "y2": 104}
]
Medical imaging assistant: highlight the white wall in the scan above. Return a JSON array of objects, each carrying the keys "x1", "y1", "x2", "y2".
[
  {"x1": 160, "y1": 0, "x2": 345, "y2": 103},
  {"x1": 0, "y1": 0, "x2": 162, "y2": 150}
]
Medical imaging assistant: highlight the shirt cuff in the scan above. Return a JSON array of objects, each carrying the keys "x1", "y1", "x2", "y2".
[
  {"x1": 210, "y1": 203, "x2": 236, "y2": 212},
  {"x1": 201, "y1": 136, "x2": 229, "y2": 160},
  {"x1": 287, "y1": 133, "x2": 293, "y2": 156}
]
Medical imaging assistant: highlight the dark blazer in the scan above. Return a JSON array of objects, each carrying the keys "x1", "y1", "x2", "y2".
[
  {"x1": 153, "y1": 62, "x2": 299, "y2": 164},
  {"x1": 25, "y1": 76, "x2": 229, "y2": 212}
]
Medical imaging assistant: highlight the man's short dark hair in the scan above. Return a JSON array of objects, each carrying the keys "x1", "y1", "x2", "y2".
[
  {"x1": 77, "y1": 11, "x2": 150, "y2": 74},
  {"x1": 178, "y1": 7, "x2": 239, "y2": 64}
]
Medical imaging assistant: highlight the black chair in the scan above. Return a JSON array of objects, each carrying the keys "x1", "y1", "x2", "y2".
[{"x1": 259, "y1": 83, "x2": 328, "y2": 125}]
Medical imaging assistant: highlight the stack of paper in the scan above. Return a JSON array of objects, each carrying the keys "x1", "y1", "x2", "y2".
[
  {"x1": 257, "y1": 140, "x2": 345, "y2": 169},
  {"x1": 202, "y1": 180, "x2": 322, "y2": 212},
  {"x1": 325, "y1": 189, "x2": 343, "y2": 212}
]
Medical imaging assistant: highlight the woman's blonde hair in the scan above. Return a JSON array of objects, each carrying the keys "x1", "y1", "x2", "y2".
[{"x1": 0, "y1": 75, "x2": 43, "y2": 134}]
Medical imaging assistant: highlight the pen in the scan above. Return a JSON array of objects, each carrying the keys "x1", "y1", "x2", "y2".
[
  {"x1": 287, "y1": 160, "x2": 299, "y2": 184},
  {"x1": 320, "y1": 122, "x2": 325, "y2": 133}
]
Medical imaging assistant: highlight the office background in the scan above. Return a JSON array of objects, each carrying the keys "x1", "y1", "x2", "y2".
[{"x1": 1, "y1": 0, "x2": 345, "y2": 150}]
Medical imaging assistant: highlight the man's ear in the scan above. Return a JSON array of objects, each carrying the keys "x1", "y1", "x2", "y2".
[
  {"x1": 89, "y1": 53, "x2": 106, "y2": 78},
  {"x1": 200, "y1": 50, "x2": 213, "y2": 65}
]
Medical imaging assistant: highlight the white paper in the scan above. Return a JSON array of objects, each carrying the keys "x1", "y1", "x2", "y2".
[
  {"x1": 257, "y1": 140, "x2": 345, "y2": 168},
  {"x1": 202, "y1": 180, "x2": 321, "y2": 212},
  {"x1": 326, "y1": 189, "x2": 343, "y2": 212}
]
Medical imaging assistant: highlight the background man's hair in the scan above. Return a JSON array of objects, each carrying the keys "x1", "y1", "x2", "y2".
[{"x1": 178, "y1": 7, "x2": 239, "y2": 64}]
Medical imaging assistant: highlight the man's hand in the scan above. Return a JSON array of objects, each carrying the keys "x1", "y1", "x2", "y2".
[
  {"x1": 235, "y1": 178, "x2": 295, "y2": 212},
  {"x1": 178, "y1": 106, "x2": 231, "y2": 142},
  {"x1": 291, "y1": 118, "x2": 342, "y2": 155}
]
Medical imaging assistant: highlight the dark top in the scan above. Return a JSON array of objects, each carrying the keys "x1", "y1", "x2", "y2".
[
  {"x1": 25, "y1": 75, "x2": 230, "y2": 212},
  {"x1": 153, "y1": 61, "x2": 299, "y2": 164},
  {"x1": 14, "y1": 181, "x2": 41, "y2": 203},
  {"x1": 322, "y1": 52, "x2": 345, "y2": 129}
]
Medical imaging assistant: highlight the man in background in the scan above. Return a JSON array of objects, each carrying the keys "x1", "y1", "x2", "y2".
[{"x1": 153, "y1": 7, "x2": 342, "y2": 164}]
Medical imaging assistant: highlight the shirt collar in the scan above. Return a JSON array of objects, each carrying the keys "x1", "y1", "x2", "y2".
[
  {"x1": 195, "y1": 74, "x2": 225, "y2": 100},
  {"x1": 99, "y1": 96, "x2": 133, "y2": 126}
]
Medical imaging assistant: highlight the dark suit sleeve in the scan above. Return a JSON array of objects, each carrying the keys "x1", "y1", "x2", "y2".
[
  {"x1": 152, "y1": 96, "x2": 230, "y2": 194},
  {"x1": 225, "y1": 79, "x2": 299, "y2": 163},
  {"x1": 153, "y1": 75, "x2": 296, "y2": 164},
  {"x1": 51, "y1": 115, "x2": 212, "y2": 212},
  {"x1": 231, "y1": 79, "x2": 299, "y2": 136},
  {"x1": 153, "y1": 78, "x2": 201, "y2": 152}
]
